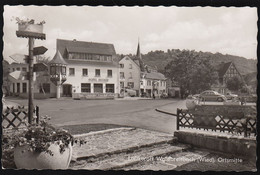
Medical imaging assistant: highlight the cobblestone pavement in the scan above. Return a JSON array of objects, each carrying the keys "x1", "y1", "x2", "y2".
[{"x1": 72, "y1": 128, "x2": 174, "y2": 161}]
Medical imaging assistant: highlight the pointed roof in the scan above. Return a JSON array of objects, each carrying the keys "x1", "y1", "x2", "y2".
[
  {"x1": 135, "y1": 39, "x2": 145, "y2": 72},
  {"x1": 217, "y1": 62, "x2": 232, "y2": 77},
  {"x1": 49, "y1": 51, "x2": 67, "y2": 65}
]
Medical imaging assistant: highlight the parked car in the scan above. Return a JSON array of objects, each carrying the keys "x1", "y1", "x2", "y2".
[
  {"x1": 225, "y1": 92, "x2": 238, "y2": 100},
  {"x1": 199, "y1": 90, "x2": 227, "y2": 102},
  {"x1": 125, "y1": 89, "x2": 136, "y2": 97}
]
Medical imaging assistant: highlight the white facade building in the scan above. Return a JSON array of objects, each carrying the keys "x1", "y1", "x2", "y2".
[
  {"x1": 119, "y1": 56, "x2": 141, "y2": 96},
  {"x1": 53, "y1": 39, "x2": 119, "y2": 99}
]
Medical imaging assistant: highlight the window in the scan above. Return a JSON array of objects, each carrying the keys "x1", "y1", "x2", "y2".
[
  {"x1": 147, "y1": 80, "x2": 151, "y2": 86},
  {"x1": 95, "y1": 69, "x2": 100, "y2": 77},
  {"x1": 94, "y1": 84, "x2": 103, "y2": 93},
  {"x1": 129, "y1": 64, "x2": 132, "y2": 69},
  {"x1": 120, "y1": 72, "x2": 125, "y2": 79},
  {"x1": 22, "y1": 83, "x2": 27, "y2": 93},
  {"x1": 17, "y1": 83, "x2": 20, "y2": 93},
  {"x1": 13, "y1": 83, "x2": 15, "y2": 93},
  {"x1": 22, "y1": 67, "x2": 27, "y2": 72},
  {"x1": 129, "y1": 72, "x2": 133, "y2": 79},
  {"x1": 107, "y1": 70, "x2": 112, "y2": 77},
  {"x1": 40, "y1": 83, "x2": 50, "y2": 93},
  {"x1": 120, "y1": 82, "x2": 124, "y2": 88},
  {"x1": 106, "y1": 84, "x2": 114, "y2": 93},
  {"x1": 120, "y1": 64, "x2": 124, "y2": 68},
  {"x1": 62, "y1": 67, "x2": 66, "y2": 75},
  {"x1": 128, "y1": 82, "x2": 134, "y2": 88},
  {"x1": 82, "y1": 69, "x2": 88, "y2": 76},
  {"x1": 81, "y1": 83, "x2": 91, "y2": 92},
  {"x1": 69, "y1": 68, "x2": 75, "y2": 76},
  {"x1": 13, "y1": 68, "x2": 15, "y2": 72},
  {"x1": 140, "y1": 81, "x2": 143, "y2": 85},
  {"x1": 16, "y1": 67, "x2": 20, "y2": 71}
]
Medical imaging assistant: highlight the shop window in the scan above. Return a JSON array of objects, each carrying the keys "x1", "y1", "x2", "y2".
[
  {"x1": 106, "y1": 84, "x2": 114, "y2": 93},
  {"x1": 81, "y1": 83, "x2": 91, "y2": 93},
  {"x1": 94, "y1": 84, "x2": 103, "y2": 93}
]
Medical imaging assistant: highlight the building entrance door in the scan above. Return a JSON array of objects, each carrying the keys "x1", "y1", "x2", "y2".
[{"x1": 63, "y1": 84, "x2": 72, "y2": 97}]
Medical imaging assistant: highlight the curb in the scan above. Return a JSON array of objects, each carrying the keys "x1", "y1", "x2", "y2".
[
  {"x1": 73, "y1": 127, "x2": 134, "y2": 138},
  {"x1": 155, "y1": 108, "x2": 177, "y2": 116}
]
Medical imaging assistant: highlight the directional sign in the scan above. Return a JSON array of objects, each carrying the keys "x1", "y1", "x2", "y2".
[
  {"x1": 33, "y1": 46, "x2": 48, "y2": 56},
  {"x1": 33, "y1": 62, "x2": 48, "y2": 72}
]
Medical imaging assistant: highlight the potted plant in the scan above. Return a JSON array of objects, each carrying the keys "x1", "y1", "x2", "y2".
[
  {"x1": 14, "y1": 17, "x2": 45, "y2": 34},
  {"x1": 2, "y1": 115, "x2": 86, "y2": 169}
]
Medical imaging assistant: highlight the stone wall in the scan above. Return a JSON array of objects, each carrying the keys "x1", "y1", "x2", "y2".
[{"x1": 174, "y1": 131, "x2": 256, "y2": 161}]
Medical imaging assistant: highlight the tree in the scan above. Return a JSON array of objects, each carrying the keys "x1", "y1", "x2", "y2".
[
  {"x1": 164, "y1": 50, "x2": 218, "y2": 97},
  {"x1": 226, "y1": 76, "x2": 245, "y2": 92}
]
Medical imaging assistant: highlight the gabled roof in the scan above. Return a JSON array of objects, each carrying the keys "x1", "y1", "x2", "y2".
[
  {"x1": 49, "y1": 51, "x2": 67, "y2": 65},
  {"x1": 216, "y1": 62, "x2": 232, "y2": 77},
  {"x1": 9, "y1": 71, "x2": 27, "y2": 81},
  {"x1": 8, "y1": 54, "x2": 28, "y2": 64},
  {"x1": 57, "y1": 39, "x2": 116, "y2": 57},
  {"x1": 144, "y1": 72, "x2": 167, "y2": 80},
  {"x1": 119, "y1": 56, "x2": 140, "y2": 69}
]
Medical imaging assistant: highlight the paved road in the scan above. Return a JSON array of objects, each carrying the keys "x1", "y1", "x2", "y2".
[{"x1": 5, "y1": 98, "x2": 186, "y2": 134}]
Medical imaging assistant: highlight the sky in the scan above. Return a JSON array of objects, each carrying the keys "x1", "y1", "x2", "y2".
[{"x1": 3, "y1": 6, "x2": 258, "y2": 60}]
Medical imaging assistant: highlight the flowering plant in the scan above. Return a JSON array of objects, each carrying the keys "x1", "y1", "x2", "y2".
[
  {"x1": 2, "y1": 115, "x2": 86, "y2": 157},
  {"x1": 12, "y1": 17, "x2": 45, "y2": 25}
]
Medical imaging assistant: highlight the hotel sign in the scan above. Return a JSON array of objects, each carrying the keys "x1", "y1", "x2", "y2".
[{"x1": 89, "y1": 78, "x2": 109, "y2": 82}]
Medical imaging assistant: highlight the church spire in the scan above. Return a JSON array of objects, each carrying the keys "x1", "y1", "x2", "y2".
[
  {"x1": 136, "y1": 37, "x2": 141, "y2": 60},
  {"x1": 136, "y1": 38, "x2": 145, "y2": 72}
]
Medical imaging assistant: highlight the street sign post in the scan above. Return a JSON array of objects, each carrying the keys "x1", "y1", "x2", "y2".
[
  {"x1": 33, "y1": 46, "x2": 48, "y2": 56},
  {"x1": 16, "y1": 20, "x2": 46, "y2": 124},
  {"x1": 33, "y1": 62, "x2": 48, "y2": 72}
]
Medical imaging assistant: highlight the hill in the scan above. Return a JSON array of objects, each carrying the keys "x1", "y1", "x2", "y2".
[{"x1": 140, "y1": 49, "x2": 257, "y2": 76}]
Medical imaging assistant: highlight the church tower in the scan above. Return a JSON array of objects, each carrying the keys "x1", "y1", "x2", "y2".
[{"x1": 136, "y1": 38, "x2": 145, "y2": 72}]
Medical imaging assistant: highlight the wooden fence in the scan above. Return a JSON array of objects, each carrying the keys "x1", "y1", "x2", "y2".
[
  {"x1": 177, "y1": 107, "x2": 256, "y2": 137},
  {"x1": 2, "y1": 106, "x2": 39, "y2": 129}
]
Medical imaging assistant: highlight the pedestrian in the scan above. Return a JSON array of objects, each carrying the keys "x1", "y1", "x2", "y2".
[{"x1": 153, "y1": 93, "x2": 155, "y2": 99}]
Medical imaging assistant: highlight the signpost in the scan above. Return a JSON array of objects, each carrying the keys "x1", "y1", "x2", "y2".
[{"x1": 16, "y1": 20, "x2": 46, "y2": 124}]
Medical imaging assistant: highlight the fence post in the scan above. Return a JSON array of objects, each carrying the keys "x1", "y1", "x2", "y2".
[
  {"x1": 36, "y1": 106, "x2": 39, "y2": 124},
  {"x1": 176, "y1": 108, "x2": 180, "y2": 130}
]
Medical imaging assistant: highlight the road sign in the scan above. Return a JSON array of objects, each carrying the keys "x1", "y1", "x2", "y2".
[
  {"x1": 33, "y1": 46, "x2": 48, "y2": 55},
  {"x1": 33, "y1": 62, "x2": 48, "y2": 72}
]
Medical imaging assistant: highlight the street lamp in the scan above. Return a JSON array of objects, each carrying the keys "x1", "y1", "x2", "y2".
[{"x1": 49, "y1": 51, "x2": 67, "y2": 98}]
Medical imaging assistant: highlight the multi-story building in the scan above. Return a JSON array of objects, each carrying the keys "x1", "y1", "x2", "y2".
[
  {"x1": 140, "y1": 72, "x2": 167, "y2": 98},
  {"x1": 53, "y1": 39, "x2": 119, "y2": 99},
  {"x1": 8, "y1": 54, "x2": 55, "y2": 98},
  {"x1": 119, "y1": 56, "x2": 141, "y2": 96},
  {"x1": 212, "y1": 61, "x2": 244, "y2": 94}
]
